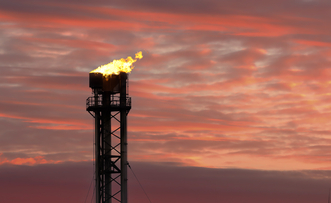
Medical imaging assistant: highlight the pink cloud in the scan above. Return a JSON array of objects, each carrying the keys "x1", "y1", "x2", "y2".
[
  {"x1": 1, "y1": 0, "x2": 331, "y2": 172},
  {"x1": 0, "y1": 154, "x2": 62, "y2": 165}
]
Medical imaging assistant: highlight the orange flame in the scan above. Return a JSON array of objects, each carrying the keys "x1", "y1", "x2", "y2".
[{"x1": 90, "y1": 51, "x2": 143, "y2": 76}]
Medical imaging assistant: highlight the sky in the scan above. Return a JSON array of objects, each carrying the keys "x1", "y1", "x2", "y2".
[{"x1": 1, "y1": 0, "x2": 331, "y2": 202}]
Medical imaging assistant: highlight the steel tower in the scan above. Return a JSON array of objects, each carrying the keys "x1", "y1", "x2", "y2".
[{"x1": 86, "y1": 72, "x2": 131, "y2": 203}]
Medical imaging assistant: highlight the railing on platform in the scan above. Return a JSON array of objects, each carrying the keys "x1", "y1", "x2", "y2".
[{"x1": 86, "y1": 96, "x2": 131, "y2": 109}]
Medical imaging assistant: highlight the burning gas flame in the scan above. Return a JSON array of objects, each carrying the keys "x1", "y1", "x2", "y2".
[{"x1": 90, "y1": 51, "x2": 143, "y2": 76}]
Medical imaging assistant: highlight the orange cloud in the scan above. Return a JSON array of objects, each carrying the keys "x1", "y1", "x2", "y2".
[{"x1": 0, "y1": 154, "x2": 62, "y2": 166}]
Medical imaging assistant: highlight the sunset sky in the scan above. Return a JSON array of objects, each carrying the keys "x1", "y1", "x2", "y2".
[{"x1": 1, "y1": 0, "x2": 331, "y2": 202}]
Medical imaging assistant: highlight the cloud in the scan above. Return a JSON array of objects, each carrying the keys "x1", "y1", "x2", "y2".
[
  {"x1": 0, "y1": 161, "x2": 93, "y2": 203},
  {"x1": 129, "y1": 161, "x2": 331, "y2": 203},
  {"x1": 1, "y1": 161, "x2": 331, "y2": 203},
  {"x1": 1, "y1": 0, "x2": 331, "y2": 171}
]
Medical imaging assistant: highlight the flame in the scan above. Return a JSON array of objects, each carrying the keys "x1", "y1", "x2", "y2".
[{"x1": 90, "y1": 51, "x2": 143, "y2": 76}]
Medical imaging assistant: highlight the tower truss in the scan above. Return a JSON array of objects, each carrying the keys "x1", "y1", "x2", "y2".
[{"x1": 87, "y1": 72, "x2": 130, "y2": 203}]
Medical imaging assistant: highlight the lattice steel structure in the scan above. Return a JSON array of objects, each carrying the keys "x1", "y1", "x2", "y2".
[{"x1": 87, "y1": 72, "x2": 131, "y2": 203}]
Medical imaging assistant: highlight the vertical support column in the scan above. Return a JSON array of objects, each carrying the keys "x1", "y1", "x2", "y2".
[
  {"x1": 94, "y1": 90, "x2": 100, "y2": 203},
  {"x1": 103, "y1": 91, "x2": 111, "y2": 203},
  {"x1": 120, "y1": 73, "x2": 128, "y2": 203}
]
